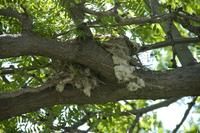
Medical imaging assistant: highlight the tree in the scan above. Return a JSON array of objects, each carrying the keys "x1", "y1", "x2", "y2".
[{"x1": 0, "y1": 0, "x2": 200, "y2": 132}]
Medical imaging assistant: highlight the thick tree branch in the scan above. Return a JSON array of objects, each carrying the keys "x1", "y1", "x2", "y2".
[
  {"x1": 0, "y1": 1, "x2": 200, "y2": 131},
  {"x1": 0, "y1": 34, "x2": 115, "y2": 80},
  {"x1": 0, "y1": 64, "x2": 200, "y2": 120}
]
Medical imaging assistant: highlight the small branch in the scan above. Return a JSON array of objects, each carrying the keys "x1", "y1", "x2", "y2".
[
  {"x1": 61, "y1": 1, "x2": 93, "y2": 40},
  {"x1": 125, "y1": 98, "x2": 179, "y2": 132},
  {"x1": 0, "y1": 72, "x2": 69, "y2": 99},
  {"x1": 83, "y1": 7, "x2": 116, "y2": 17},
  {"x1": 177, "y1": 12, "x2": 200, "y2": 23},
  {"x1": 171, "y1": 46, "x2": 177, "y2": 68},
  {"x1": 0, "y1": 8, "x2": 32, "y2": 32},
  {"x1": 175, "y1": 17, "x2": 200, "y2": 35},
  {"x1": 1, "y1": 75, "x2": 10, "y2": 84},
  {"x1": 144, "y1": 0, "x2": 196, "y2": 66},
  {"x1": 93, "y1": 98, "x2": 179, "y2": 123},
  {"x1": 26, "y1": 73, "x2": 44, "y2": 83},
  {"x1": 122, "y1": 98, "x2": 179, "y2": 116},
  {"x1": 84, "y1": 2, "x2": 176, "y2": 27},
  {"x1": 172, "y1": 97, "x2": 197, "y2": 133},
  {"x1": 138, "y1": 37, "x2": 200, "y2": 53},
  {"x1": 72, "y1": 98, "x2": 178, "y2": 132},
  {"x1": 114, "y1": 14, "x2": 174, "y2": 26},
  {"x1": 128, "y1": 114, "x2": 141, "y2": 133},
  {"x1": 0, "y1": 64, "x2": 49, "y2": 75},
  {"x1": 88, "y1": 13, "x2": 175, "y2": 27}
]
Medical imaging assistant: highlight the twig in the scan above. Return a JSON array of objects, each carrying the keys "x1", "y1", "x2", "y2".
[
  {"x1": 27, "y1": 73, "x2": 44, "y2": 83},
  {"x1": 172, "y1": 97, "x2": 197, "y2": 133},
  {"x1": 128, "y1": 114, "x2": 141, "y2": 133},
  {"x1": 0, "y1": 72, "x2": 70, "y2": 99},
  {"x1": 166, "y1": 10, "x2": 177, "y2": 68},
  {"x1": 0, "y1": 64, "x2": 49, "y2": 75},
  {"x1": 1, "y1": 75, "x2": 10, "y2": 84}
]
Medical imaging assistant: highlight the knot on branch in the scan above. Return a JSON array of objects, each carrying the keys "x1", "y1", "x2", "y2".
[
  {"x1": 51, "y1": 61, "x2": 99, "y2": 97},
  {"x1": 102, "y1": 37, "x2": 145, "y2": 91}
]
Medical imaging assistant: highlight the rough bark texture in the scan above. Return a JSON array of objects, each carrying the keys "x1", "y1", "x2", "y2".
[
  {"x1": 0, "y1": 33, "x2": 115, "y2": 80},
  {"x1": 0, "y1": 33, "x2": 200, "y2": 120},
  {"x1": 0, "y1": 0, "x2": 200, "y2": 122}
]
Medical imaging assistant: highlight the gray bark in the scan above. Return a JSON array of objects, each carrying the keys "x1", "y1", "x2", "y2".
[{"x1": 0, "y1": 33, "x2": 200, "y2": 120}]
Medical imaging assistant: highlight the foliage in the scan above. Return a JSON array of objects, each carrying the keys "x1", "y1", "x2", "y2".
[{"x1": 0, "y1": 0, "x2": 200, "y2": 132}]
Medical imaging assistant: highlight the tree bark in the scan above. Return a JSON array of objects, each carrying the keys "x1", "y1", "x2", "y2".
[
  {"x1": 0, "y1": 33, "x2": 200, "y2": 120},
  {"x1": 0, "y1": 33, "x2": 115, "y2": 80},
  {"x1": 0, "y1": 63, "x2": 200, "y2": 120}
]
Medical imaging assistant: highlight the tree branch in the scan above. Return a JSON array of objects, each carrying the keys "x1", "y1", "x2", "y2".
[
  {"x1": 139, "y1": 37, "x2": 200, "y2": 53},
  {"x1": 125, "y1": 98, "x2": 179, "y2": 115},
  {"x1": 83, "y1": 7, "x2": 115, "y2": 17},
  {"x1": 128, "y1": 114, "x2": 140, "y2": 133},
  {"x1": 144, "y1": 0, "x2": 196, "y2": 66},
  {"x1": 172, "y1": 97, "x2": 197, "y2": 133},
  {"x1": 0, "y1": 64, "x2": 49, "y2": 75},
  {"x1": 0, "y1": 33, "x2": 115, "y2": 80},
  {"x1": 0, "y1": 8, "x2": 32, "y2": 32},
  {"x1": 127, "y1": 98, "x2": 179, "y2": 132},
  {"x1": 88, "y1": 13, "x2": 175, "y2": 27},
  {"x1": 61, "y1": 1, "x2": 93, "y2": 40},
  {"x1": 177, "y1": 12, "x2": 200, "y2": 23},
  {"x1": 175, "y1": 17, "x2": 200, "y2": 35},
  {"x1": 0, "y1": 64, "x2": 200, "y2": 120},
  {"x1": 83, "y1": 3, "x2": 179, "y2": 27}
]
